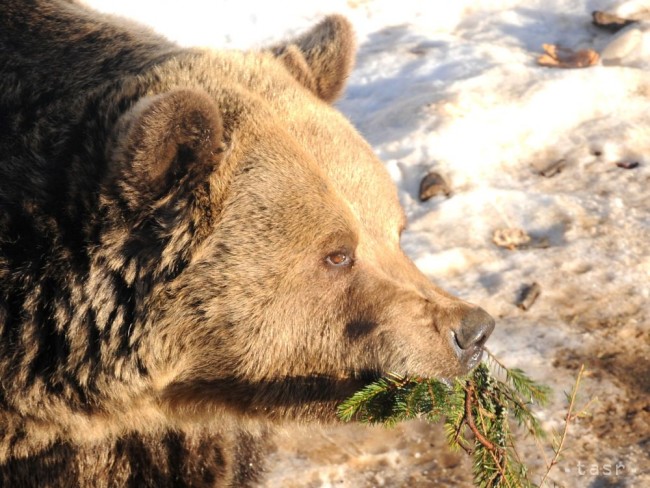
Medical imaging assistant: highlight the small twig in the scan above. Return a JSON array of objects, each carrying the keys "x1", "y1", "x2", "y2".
[
  {"x1": 456, "y1": 431, "x2": 474, "y2": 455},
  {"x1": 573, "y1": 396, "x2": 598, "y2": 420},
  {"x1": 465, "y1": 383, "x2": 496, "y2": 451},
  {"x1": 485, "y1": 348, "x2": 509, "y2": 371},
  {"x1": 538, "y1": 364, "x2": 585, "y2": 487},
  {"x1": 472, "y1": 385, "x2": 513, "y2": 488},
  {"x1": 452, "y1": 410, "x2": 474, "y2": 454},
  {"x1": 453, "y1": 411, "x2": 466, "y2": 442}
]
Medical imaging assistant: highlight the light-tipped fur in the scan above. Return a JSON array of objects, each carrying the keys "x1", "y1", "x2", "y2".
[{"x1": 0, "y1": 1, "x2": 493, "y2": 486}]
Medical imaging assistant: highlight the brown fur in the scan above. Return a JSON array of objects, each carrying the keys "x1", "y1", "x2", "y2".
[{"x1": 0, "y1": 1, "x2": 494, "y2": 485}]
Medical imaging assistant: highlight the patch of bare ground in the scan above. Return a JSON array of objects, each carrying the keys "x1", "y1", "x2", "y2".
[
  {"x1": 264, "y1": 421, "x2": 474, "y2": 487},
  {"x1": 551, "y1": 313, "x2": 650, "y2": 487}
]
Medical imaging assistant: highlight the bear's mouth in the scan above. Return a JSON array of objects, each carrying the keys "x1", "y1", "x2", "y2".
[
  {"x1": 464, "y1": 347, "x2": 485, "y2": 371},
  {"x1": 350, "y1": 369, "x2": 457, "y2": 389},
  {"x1": 354, "y1": 369, "x2": 383, "y2": 384}
]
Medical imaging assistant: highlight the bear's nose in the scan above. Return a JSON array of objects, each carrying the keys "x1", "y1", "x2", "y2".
[{"x1": 452, "y1": 307, "x2": 495, "y2": 370}]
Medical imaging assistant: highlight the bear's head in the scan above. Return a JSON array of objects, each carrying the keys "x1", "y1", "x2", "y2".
[{"x1": 100, "y1": 16, "x2": 494, "y2": 423}]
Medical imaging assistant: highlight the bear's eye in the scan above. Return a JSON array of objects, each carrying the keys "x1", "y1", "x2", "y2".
[{"x1": 325, "y1": 251, "x2": 353, "y2": 268}]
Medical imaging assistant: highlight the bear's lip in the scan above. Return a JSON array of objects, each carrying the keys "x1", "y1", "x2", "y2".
[
  {"x1": 451, "y1": 330, "x2": 488, "y2": 374},
  {"x1": 464, "y1": 347, "x2": 485, "y2": 371}
]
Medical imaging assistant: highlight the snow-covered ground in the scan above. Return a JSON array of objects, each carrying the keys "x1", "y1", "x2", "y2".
[{"x1": 86, "y1": 1, "x2": 650, "y2": 486}]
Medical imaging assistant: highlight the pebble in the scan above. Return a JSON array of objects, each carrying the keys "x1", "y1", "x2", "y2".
[
  {"x1": 538, "y1": 159, "x2": 566, "y2": 177},
  {"x1": 616, "y1": 161, "x2": 640, "y2": 169},
  {"x1": 419, "y1": 172, "x2": 451, "y2": 201},
  {"x1": 517, "y1": 282, "x2": 541, "y2": 311},
  {"x1": 592, "y1": 11, "x2": 637, "y2": 33}
]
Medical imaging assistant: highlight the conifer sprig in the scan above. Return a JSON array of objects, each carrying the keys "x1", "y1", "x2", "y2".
[{"x1": 337, "y1": 354, "x2": 555, "y2": 487}]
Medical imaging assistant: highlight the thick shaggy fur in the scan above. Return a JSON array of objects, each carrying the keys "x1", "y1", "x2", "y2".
[{"x1": 0, "y1": 1, "x2": 494, "y2": 486}]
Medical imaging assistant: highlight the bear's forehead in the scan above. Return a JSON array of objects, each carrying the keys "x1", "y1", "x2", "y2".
[
  {"x1": 283, "y1": 108, "x2": 405, "y2": 237},
  {"x1": 196, "y1": 51, "x2": 406, "y2": 237},
  {"x1": 229, "y1": 104, "x2": 404, "y2": 243}
]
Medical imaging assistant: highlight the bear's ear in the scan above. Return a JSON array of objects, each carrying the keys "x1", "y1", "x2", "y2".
[
  {"x1": 270, "y1": 15, "x2": 356, "y2": 103},
  {"x1": 108, "y1": 89, "x2": 224, "y2": 213}
]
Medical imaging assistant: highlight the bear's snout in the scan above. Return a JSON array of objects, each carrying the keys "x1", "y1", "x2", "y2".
[{"x1": 452, "y1": 307, "x2": 495, "y2": 371}]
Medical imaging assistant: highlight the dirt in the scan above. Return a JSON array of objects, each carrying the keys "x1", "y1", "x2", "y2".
[{"x1": 264, "y1": 421, "x2": 474, "y2": 487}]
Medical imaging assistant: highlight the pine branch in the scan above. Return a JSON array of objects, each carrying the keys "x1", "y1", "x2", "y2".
[
  {"x1": 464, "y1": 382, "x2": 496, "y2": 451},
  {"x1": 337, "y1": 353, "x2": 582, "y2": 488}
]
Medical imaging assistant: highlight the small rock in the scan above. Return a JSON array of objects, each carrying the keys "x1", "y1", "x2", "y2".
[
  {"x1": 516, "y1": 282, "x2": 541, "y2": 311},
  {"x1": 538, "y1": 159, "x2": 566, "y2": 177},
  {"x1": 592, "y1": 11, "x2": 637, "y2": 33},
  {"x1": 616, "y1": 161, "x2": 639, "y2": 169},
  {"x1": 419, "y1": 172, "x2": 451, "y2": 201},
  {"x1": 492, "y1": 228, "x2": 531, "y2": 250}
]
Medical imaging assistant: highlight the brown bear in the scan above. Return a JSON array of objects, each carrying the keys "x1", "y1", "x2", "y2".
[{"x1": 0, "y1": 1, "x2": 494, "y2": 486}]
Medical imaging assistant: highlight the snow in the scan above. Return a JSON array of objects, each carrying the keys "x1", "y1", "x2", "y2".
[{"x1": 85, "y1": 0, "x2": 650, "y2": 485}]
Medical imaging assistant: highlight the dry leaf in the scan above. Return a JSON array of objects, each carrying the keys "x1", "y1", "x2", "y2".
[
  {"x1": 538, "y1": 44, "x2": 599, "y2": 69},
  {"x1": 493, "y1": 228, "x2": 531, "y2": 250}
]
